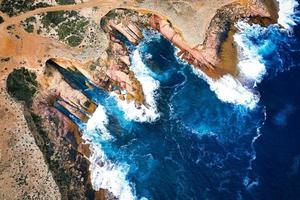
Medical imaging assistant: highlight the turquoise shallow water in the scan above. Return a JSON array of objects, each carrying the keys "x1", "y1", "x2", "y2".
[
  {"x1": 54, "y1": 2, "x2": 300, "y2": 198},
  {"x1": 55, "y1": 33, "x2": 265, "y2": 199},
  {"x1": 110, "y1": 34, "x2": 264, "y2": 200}
]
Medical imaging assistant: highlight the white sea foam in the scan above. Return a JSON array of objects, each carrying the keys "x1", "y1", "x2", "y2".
[
  {"x1": 277, "y1": 0, "x2": 299, "y2": 30},
  {"x1": 89, "y1": 144, "x2": 135, "y2": 200},
  {"x1": 83, "y1": 105, "x2": 136, "y2": 200},
  {"x1": 191, "y1": 0, "x2": 299, "y2": 108},
  {"x1": 116, "y1": 49, "x2": 160, "y2": 122},
  {"x1": 187, "y1": 21, "x2": 264, "y2": 109},
  {"x1": 192, "y1": 68, "x2": 259, "y2": 109},
  {"x1": 234, "y1": 22, "x2": 266, "y2": 83},
  {"x1": 86, "y1": 105, "x2": 112, "y2": 140},
  {"x1": 197, "y1": 21, "x2": 267, "y2": 109}
]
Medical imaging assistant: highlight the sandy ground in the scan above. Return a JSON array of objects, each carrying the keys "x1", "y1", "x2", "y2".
[
  {"x1": 134, "y1": 0, "x2": 237, "y2": 45},
  {"x1": 0, "y1": 72, "x2": 61, "y2": 199},
  {"x1": 0, "y1": 0, "x2": 272, "y2": 198}
]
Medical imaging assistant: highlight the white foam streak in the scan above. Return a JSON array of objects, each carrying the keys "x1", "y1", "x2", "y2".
[
  {"x1": 277, "y1": 0, "x2": 299, "y2": 30},
  {"x1": 188, "y1": 22, "x2": 265, "y2": 109},
  {"x1": 89, "y1": 144, "x2": 135, "y2": 200},
  {"x1": 234, "y1": 22, "x2": 266, "y2": 83},
  {"x1": 116, "y1": 49, "x2": 160, "y2": 122},
  {"x1": 86, "y1": 105, "x2": 112, "y2": 140},
  {"x1": 192, "y1": 68, "x2": 259, "y2": 109},
  {"x1": 83, "y1": 105, "x2": 136, "y2": 200},
  {"x1": 194, "y1": 0, "x2": 299, "y2": 108},
  {"x1": 195, "y1": 21, "x2": 266, "y2": 109}
]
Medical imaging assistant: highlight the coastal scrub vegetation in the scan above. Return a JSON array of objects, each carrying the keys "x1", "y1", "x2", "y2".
[
  {"x1": 42, "y1": 11, "x2": 71, "y2": 27},
  {"x1": 25, "y1": 111, "x2": 72, "y2": 198},
  {"x1": 21, "y1": 16, "x2": 36, "y2": 33},
  {"x1": 56, "y1": 0, "x2": 75, "y2": 5},
  {"x1": 0, "y1": 0, "x2": 49, "y2": 17},
  {"x1": 66, "y1": 35, "x2": 83, "y2": 47},
  {"x1": 41, "y1": 11, "x2": 89, "y2": 47},
  {"x1": 6, "y1": 67, "x2": 38, "y2": 106},
  {"x1": 25, "y1": 110, "x2": 94, "y2": 199}
]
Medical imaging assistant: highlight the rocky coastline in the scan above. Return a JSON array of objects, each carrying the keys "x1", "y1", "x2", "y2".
[{"x1": 0, "y1": 0, "x2": 279, "y2": 199}]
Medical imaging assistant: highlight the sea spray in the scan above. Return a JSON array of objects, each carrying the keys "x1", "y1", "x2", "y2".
[
  {"x1": 83, "y1": 105, "x2": 136, "y2": 200},
  {"x1": 211, "y1": 1, "x2": 299, "y2": 108},
  {"x1": 277, "y1": 0, "x2": 299, "y2": 30},
  {"x1": 115, "y1": 49, "x2": 160, "y2": 122},
  {"x1": 229, "y1": 0, "x2": 299, "y2": 106},
  {"x1": 192, "y1": 68, "x2": 259, "y2": 109},
  {"x1": 88, "y1": 144, "x2": 135, "y2": 200},
  {"x1": 193, "y1": 0, "x2": 300, "y2": 108},
  {"x1": 234, "y1": 21, "x2": 267, "y2": 83},
  {"x1": 234, "y1": 2, "x2": 300, "y2": 193},
  {"x1": 86, "y1": 105, "x2": 112, "y2": 140},
  {"x1": 206, "y1": 22, "x2": 272, "y2": 109}
]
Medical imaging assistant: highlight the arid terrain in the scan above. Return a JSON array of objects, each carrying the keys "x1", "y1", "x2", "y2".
[{"x1": 0, "y1": 0, "x2": 278, "y2": 199}]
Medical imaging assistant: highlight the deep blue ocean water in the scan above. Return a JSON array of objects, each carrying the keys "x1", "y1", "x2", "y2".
[
  {"x1": 252, "y1": 20, "x2": 300, "y2": 200},
  {"x1": 55, "y1": 2, "x2": 300, "y2": 199}
]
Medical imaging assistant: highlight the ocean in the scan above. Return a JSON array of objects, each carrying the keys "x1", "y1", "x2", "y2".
[{"x1": 59, "y1": 0, "x2": 300, "y2": 199}]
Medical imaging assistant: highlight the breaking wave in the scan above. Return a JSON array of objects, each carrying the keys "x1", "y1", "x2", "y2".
[
  {"x1": 198, "y1": 0, "x2": 300, "y2": 109},
  {"x1": 88, "y1": 144, "x2": 135, "y2": 200},
  {"x1": 115, "y1": 49, "x2": 160, "y2": 122},
  {"x1": 192, "y1": 68, "x2": 259, "y2": 109},
  {"x1": 190, "y1": 23, "x2": 266, "y2": 109},
  {"x1": 83, "y1": 105, "x2": 136, "y2": 200},
  {"x1": 74, "y1": 2, "x2": 300, "y2": 198},
  {"x1": 277, "y1": 0, "x2": 299, "y2": 30},
  {"x1": 234, "y1": 21, "x2": 267, "y2": 83},
  {"x1": 86, "y1": 105, "x2": 112, "y2": 140}
]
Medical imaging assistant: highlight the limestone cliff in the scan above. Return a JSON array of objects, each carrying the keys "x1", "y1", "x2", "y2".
[{"x1": 0, "y1": 0, "x2": 279, "y2": 199}]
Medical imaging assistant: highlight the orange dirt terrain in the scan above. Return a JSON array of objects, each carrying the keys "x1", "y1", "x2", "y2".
[{"x1": 0, "y1": 0, "x2": 278, "y2": 199}]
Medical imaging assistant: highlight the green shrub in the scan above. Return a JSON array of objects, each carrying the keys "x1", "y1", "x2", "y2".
[
  {"x1": 41, "y1": 10, "x2": 88, "y2": 47},
  {"x1": 22, "y1": 16, "x2": 36, "y2": 33},
  {"x1": 42, "y1": 11, "x2": 66, "y2": 28},
  {"x1": 67, "y1": 35, "x2": 83, "y2": 47},
  {"x1": 24, "y1": 24, "x2": 34, "y2": 33},
  {"x1": 0, "y1": 0, "x2": 49, "y2": 16},
  {"x1": 56, "y1": 0, "x2": 75, "y2": 5},
  {"x1": 58, "y1": 19, "x2": 89, "y2": 39},
  {"x1": 6, "y1": 67, "x2": 38, "y2": 106}
]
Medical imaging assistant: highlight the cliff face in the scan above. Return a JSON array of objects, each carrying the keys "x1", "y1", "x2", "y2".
[
  {"x1": 0, "y1": 0, "x2": 278, "y2": 199},
  {"x1": 146, "y1": 1, "x2": 276, "y2": 79},
  {"x1": 0, "y1": 68, "x2": 61, "y2": 199},
  {"x1": 99, "y1": 1, "x2": 275, "y2": 80}
]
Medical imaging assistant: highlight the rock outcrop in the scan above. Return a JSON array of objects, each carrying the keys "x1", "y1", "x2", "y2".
[{"x1": 0, "y1": 1, "x2": 279, "y2": 199}]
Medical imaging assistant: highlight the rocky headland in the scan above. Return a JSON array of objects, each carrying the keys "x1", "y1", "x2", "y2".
[{"x1": 0, "y1": 0, "x2": 279, "y2": 199}]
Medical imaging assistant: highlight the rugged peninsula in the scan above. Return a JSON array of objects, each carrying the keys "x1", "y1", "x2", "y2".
[{"x1": 0, "y1": 0, "x2": 279, "y2": 199}]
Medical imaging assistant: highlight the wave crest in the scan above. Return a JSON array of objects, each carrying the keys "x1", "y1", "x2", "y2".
[
  {"x1": 83, "y1": 105, "x2": 136, "y2": 200},
  {"x1": 192, "y1": 68, "x2": 259, "y2": 109},
  {"x1": 234, "y1": 21, "x2": 267, "y2": 83},
  {"x1": 89, "y1": 144, "x2": 136, "y2": 200},
  {"x1": 86, "y1": 105, "x2": 112, "y2": 140},
  {"x1": 277, "y1": 0, "x2": 299, "y2": 30},
  {"x1": 115, "y1": 49, "x2": 160, "y2": 122}
]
